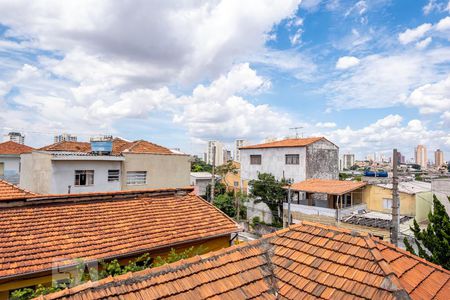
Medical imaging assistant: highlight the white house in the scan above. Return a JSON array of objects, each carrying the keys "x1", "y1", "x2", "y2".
[
  {"x1": 20, "y1": 138, "x2": 190, "y2": 194},
  {"x1": 0, "y1": 141, "x2": 34, "y2": 184},
  {"x1": 240, "y1": 137, "x2": 339, "y2": 183}
]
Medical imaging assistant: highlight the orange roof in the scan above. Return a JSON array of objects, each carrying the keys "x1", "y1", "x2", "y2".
[
  {"x1": 240, "y1": 137, "x2": 325, "y2": 149},
  {"x1": 0, "y1": 180, "x2": 36, "y2": 200},
  {"x1": 290, "y1": 178, "x2": 367, "y2": 195},
  {"x1": 0, "y1": 188, "x2": 239, "y2": 279},
  {"x1": 39, "y1": 221, "x2": 450, "y2": 300},
  {"x1": 0, "y1": 141, "x2": 34, "y2": 155},
  {"x1": 39, "y1": 138, "x2": 174, "y2": 155}
]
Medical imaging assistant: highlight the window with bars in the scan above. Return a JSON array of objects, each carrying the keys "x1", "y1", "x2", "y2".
[
  {"x1": 108, "y1": 169, "x2": 120, "y2": 182},
  {"x1": 285, "y1": 154, "x2": 299, "y2": 165},
  {"x1": 126, "y1": 171, "x2": 147, "y2": 185},
  {"x1": 250, "y1": 155, "x2": 262, "y2": 165},
  {"x1": 74, "y1": 170, "x2": 94, "y2": 186}
]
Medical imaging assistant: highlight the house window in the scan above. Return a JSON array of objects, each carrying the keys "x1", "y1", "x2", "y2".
[
  {"x1": 285, "y1": 154, "x2": 299, "y2": 165},
  {"x1": 75, "y1": 170, "x2": 94, "y2": 186},
  {"x1": 108, "y1": 170, "x2": 120, "y2": 182},
  {"x1": 126, "y1": 171, "x2": 147, "y2": 185},
  {"x1": 250, "y1": 155, "x2": 262, "y2": 165},
  {"x1": 234, "y1": 181, "x2": 239, "y2": 187},
  {"x1": 383, "y1": 198, "x2": 392, "y2": 209}
]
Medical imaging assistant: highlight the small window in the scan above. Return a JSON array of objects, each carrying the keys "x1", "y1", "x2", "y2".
[
  {"x1": 108, "y1": 170, "x2": 120, "y2": 182},
  {"x1": 75, "y1": 170, "x2": 94, "y2": 186},
  {"x1": 250, "y1": 155, "x2": 262, "y2": 165},
  {"x1": 234, "y1": 181, "x2": 239, "y2": 187},
  {"x1": 285, "y1": 154, "x2": 299, "y2": 165},
  {"x1": 127, "y1": 171, "x2": 147, "y2": 185},
  {"x1": 383, "y1": 198, "x2": 392, "y2": 209}
]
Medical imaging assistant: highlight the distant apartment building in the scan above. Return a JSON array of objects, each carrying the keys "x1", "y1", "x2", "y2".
[
  {"x1": 20, "y1": 138, "x2": 190, "y2": 194},
  {"x1": 54, "y1": 133, "x2": 77, "y2": 143},
  {"x1": 0, "y1": 141, "x2": 34, "y2": 184},
  {"x1": 240, "y1": 137, "x2": 339, "y2": 183},
  {"x1": 435, "y1": 149, "x2": 444, "y2": 167},
  {"x1": 342, "y1": 154, "x2": 355, "y2": 170},
  {"x1": 396, "y1": 151, "x2": 405, "y2": 164},
  {"x1": 4, "y1": 132, "x2": 25, "y2": 145},
  {"x1": 206, "y1": 141, "x2": 224, "y2": 166},
  {"x1": 223, "y1": 149, "x2": 232, "y2": 163},
  {"x1": 415, "y1": 144, "x2": 427, "y2": 168},
  {"x1": 234, "y1": 139, "x2": 246, "y2": 162}
]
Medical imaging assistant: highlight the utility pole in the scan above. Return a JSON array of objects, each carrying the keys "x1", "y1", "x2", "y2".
[
  {"x1": 210, "y1": 145, "x2": 216, "y2": 203},
  {"x1": 391, "y1": 148, "x2": 400, "y2": 246}
]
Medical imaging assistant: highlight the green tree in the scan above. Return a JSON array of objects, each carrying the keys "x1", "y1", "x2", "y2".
[
  {"x1": 191, "y1": 157, "x2": 212, "y2": 173},
  {"x1": 213, "y1": 193, "x2": 236, "y2": 217},
  {"x1": 153, "y1": 246, "x2": 205, "y2": 267},
  {"x1": 205, "y1": 181, "x2": 226, "y2": 200},
  {"x1": 248, "y1": 173, "x2": 289, "y2": 224},
  {"x1": 404, "y1": 195, "x2": 450, "y2": 270},
  {"x1": 215, "y1": 161, "x2": 238, "y2": 189}
]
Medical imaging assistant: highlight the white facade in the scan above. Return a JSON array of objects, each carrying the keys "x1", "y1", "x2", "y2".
[
  {"x1": 241, "y1": 139, "x2": 339, "y2": 183},
  {"x1": 241, "y1": 147, "x2": 307, "y2": 182},
  {"x1": 0, "y1": 155, "x2": 21, "y2": 184},
  {"x1": 54, "y1": 133, "x2": 77, "y2": 143},
  {"x1": 206, "y1": 141, "x2": 224, "y2": 166}
]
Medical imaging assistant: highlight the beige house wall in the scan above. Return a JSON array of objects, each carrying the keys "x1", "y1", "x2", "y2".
[
  {"x1": 19, "y1": 152, "x2": 53, "y2": 194},
  {"x1": 362, "y1": 185, "x2": 432, "y2": 222},
  {"x1": 122, "y1": 153, "x2": 190, "y2": 190}
]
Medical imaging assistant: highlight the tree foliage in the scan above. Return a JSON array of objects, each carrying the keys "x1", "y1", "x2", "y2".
[
  {"x1": 191, "y1": 157, "x2": 212, "y2": 172},
  {"x1": 248, "y1": 173, "x2": 289, "y2": 223},
  {"x1": 10, "y1": 247, "x2": 203, "y2": 300},
  {"x1": 404, "y1": 195, "x2": 450, "y2": 270},
  {"x1": 212, "y1": 191, "x2": 247, "y2": 220}
]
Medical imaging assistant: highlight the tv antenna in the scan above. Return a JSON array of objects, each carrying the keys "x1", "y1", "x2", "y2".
[{"x1": 289, "y1": 126, "x2": 304, "y2": 138}]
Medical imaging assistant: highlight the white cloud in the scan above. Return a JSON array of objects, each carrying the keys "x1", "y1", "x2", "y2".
[
  {"x1": 416, "y1": 37, "x2": 432, "y2": 49},
  {"x1": 336, "y1": 56, "x2": 360, "y2": 69},
  {"x1": 326, "y1": 114, "x2": 448, "y2": 156},
  {"x1": 324, "y1": 47, "x2": 450, "y2": 110},
  {"x1": 406, "y1": 75, "x2": 450, "y2": 114},
  {"x1": 398, "y1": 23, "x2": 432, "y2": 44},
  {"x1": 436, "y1": 16, "x2": 450, "y2": 32},
  {"x1": 315, "y1": 122, "x2": 337, "y2": 128}
]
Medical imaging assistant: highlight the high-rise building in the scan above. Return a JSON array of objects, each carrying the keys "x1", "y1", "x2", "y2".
[
  {"x1": 342, "y1": 154, "x2": 355, "y2": 170},
  {"x1": 4, "y1": 132, "x2": 25, "y2": 144},
  {"x1": 234, "y1": 139, "x2": 246, "y2": 162},
  {"x1": 206, "y1": 141, "x2": 224, "y2": 166},
  {"x1": 223, "y1": 149, "x2": 232, "y2": 163},
  {"x1": 415, "y1": 145, "x2": 427, "y2": 169},
  {"x1": 435, "y1": 149, "x2": 444, "y2": 167},
  {"x1": 395, "y1": 151, "x2": 405, "y2": 164},
  {"x1": 54, "y1": 133, "x2": 77, "y2": 143}
]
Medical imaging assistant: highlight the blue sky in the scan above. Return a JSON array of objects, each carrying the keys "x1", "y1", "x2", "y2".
[{"x1": 0, "y1": 0, "x2": 449, "y2": 161}]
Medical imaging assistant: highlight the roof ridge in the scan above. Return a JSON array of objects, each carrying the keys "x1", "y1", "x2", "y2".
[{"x1": 363, "y1": 236, "x2": 410, "y2": 297}]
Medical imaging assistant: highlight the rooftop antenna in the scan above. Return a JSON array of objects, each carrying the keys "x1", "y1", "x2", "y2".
[{"x1": 289, "y1": 127, "x2": 304, "y2": 138}]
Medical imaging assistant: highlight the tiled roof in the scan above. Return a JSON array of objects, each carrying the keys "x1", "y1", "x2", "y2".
[
  {"x1": 240, "y1": 137, "x2": 325, "y2": 149},
  {"x1": 290, "y1": 178, "x2": 367, "y2": 195},
  {"x1": 0, "y1": 141, "x2": 34, "y2": 155},
  {"x1": 0, "y1": 179, "x2": 36, "y2": 200},
  {"x1": 39, "y1": 221, "x2": 450, "y2": 300},
  {"x1": 39, "y1": 138, "x2": 174, "y2": 155},
  {"x1": 0, "y1": 188, "x2": 239, "y2": 279}
]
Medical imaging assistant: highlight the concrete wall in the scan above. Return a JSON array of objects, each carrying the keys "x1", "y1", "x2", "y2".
[
  {"x1": 240, "y1": 147, "x2": 307, "y2": 182},
  {"x1": 432, "y1": 178, "x2": 450, "y2": 215},
  {"x1": 51, "y1": 160, "x2": 121, "y2": 194},
  {"x1": 122, "y1": 153, "x2": 190, "y2": 190},
  {"x1": 362, "y1": 185, "x2": 432, "y2": 221},
  {"x1": 0, "y1": 155, "x2": 20, "y2": 183},
  {"x1": 19, "y1": 152, "x2": 53, "y2": 194},
  {"x1": 305, "y1": 139, "x2": 339, "y2": 180},
  {"x1": 246, "y1": 199, "x2": 273, "y2": 224},
  {"x1": 191, "y1": 178, "x2": 211, "y2": 196}
]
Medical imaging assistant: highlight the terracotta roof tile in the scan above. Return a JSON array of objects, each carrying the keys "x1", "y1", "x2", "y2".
[
  {"x1": 0, "y1": 188, "x2": 239, "y2": 279},
  {"x1": 0, "y1": 141, "x2": 34, "y2": 155},
  {"x1": 39, "y1": 138, "x2": 175, "y2": 155},
  {"x1": 240, "y1": 137, "x2": 326, "y2": 149},
  {"x1": 39, "y1": 221, "x2": 450, "y2": 300},
  {"x1": 0, "y1": 179, "x2": 36, "y2": 200},
  {"x1": 290, "y1": 178, "x2": 367, "y2": 195}
]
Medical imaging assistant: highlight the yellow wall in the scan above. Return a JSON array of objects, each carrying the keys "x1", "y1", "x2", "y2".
[
  {"x1": 362, "y1": 185, "x2": 432, "y2": 221},
  {"x1": 0, "y1": 235, "x2": 231, "y2": 300},
  {"x1": 221, "y1": 161, "x2": 248, "y2": 194}
]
